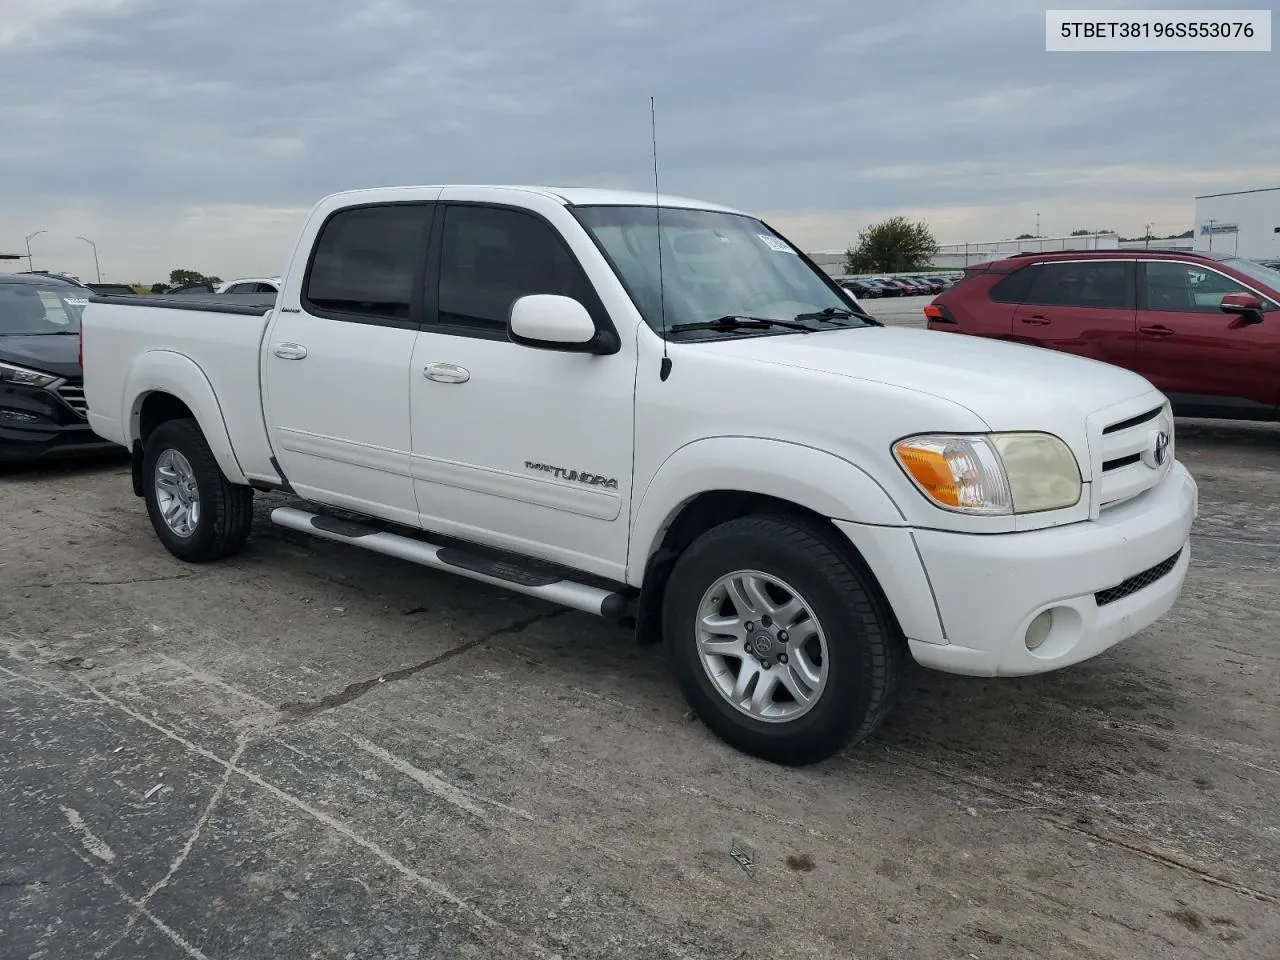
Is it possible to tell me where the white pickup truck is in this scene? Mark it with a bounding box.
[81,185,1198,764]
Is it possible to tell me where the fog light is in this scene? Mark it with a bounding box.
[0,408,39,423]
[1025,610,1053,651]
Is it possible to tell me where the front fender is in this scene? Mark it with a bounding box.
[627,436,907,584]
[124,351,247,484]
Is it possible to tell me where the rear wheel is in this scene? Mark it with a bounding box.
[143,418,253,562]
[663,514,903,765]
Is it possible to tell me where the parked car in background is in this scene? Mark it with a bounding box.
[927,249,1280,422]
[863,277,901,296]
[87,283,138,296]
[217,276,281,294]
[17,270,88,288]
[0,274,122,460]
[166,281,218,295]
[849,279,885,297]
[83,183,1196,765]
[838,278,879,299]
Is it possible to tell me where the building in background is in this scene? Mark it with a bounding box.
[807,236,1122,275]
[1118,236,1194,252]
[926,233,1120,270]
[1193,186,1280,260]
[807,251,846,276]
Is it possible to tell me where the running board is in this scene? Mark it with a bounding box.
[270,506,628,619]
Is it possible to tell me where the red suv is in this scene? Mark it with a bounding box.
[926,250,1280,422]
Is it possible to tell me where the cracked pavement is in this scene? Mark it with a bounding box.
[2,401,1278,958]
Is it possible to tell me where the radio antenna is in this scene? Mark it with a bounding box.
[651,96,671,381]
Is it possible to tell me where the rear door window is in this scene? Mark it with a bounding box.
[1024,261,1133,308]
[304,204,434,325]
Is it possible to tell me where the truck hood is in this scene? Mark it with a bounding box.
[0,334,81,380]
[708,325,1159,430]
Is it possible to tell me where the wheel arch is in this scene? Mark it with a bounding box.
[124,351,247,485]
[627,438,910,646]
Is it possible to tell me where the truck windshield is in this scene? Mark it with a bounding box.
[0,283,86,335]
[571,205,871,335]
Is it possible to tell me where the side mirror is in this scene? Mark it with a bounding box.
[1220,292,1264,321]
[509,294,619,354]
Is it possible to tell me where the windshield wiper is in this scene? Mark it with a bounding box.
[793,307,879,326]
[668,315,815,335]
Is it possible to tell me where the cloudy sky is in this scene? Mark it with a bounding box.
[1,0,1275,283]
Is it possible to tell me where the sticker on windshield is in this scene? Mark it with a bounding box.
[65,298,89,306]
[757,234,797,254]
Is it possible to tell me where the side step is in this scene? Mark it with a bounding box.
[270,506,629,619]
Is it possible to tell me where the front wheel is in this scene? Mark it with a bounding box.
[663,514,903,765]
[143,418,253,563]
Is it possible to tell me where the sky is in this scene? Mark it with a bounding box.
[0,0,1275,283]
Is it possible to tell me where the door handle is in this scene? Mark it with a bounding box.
[424,362,470,384]
[1139,325,1174,337]
[273,342,308,360]
[1020,315,1051,325]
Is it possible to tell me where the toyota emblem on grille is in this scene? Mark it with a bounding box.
[1152,430,1170,466]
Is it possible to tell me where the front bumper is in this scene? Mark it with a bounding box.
[0,419,124,461]
[838,461,1198,678]
[0,383,123,462]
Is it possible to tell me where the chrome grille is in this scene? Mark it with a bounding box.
[1096,402,1171,509]
[55,380,88,418]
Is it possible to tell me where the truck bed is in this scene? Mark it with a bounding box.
[86,292,278,315]
[81,294,280,484]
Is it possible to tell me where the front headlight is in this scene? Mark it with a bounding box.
[0,361,58,389]
[893,432,1081,515]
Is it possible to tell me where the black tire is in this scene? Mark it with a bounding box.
[663,514,903,766]
[142,418,253,563]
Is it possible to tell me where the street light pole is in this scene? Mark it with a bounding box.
[24,230,46,271]
[1144,222,1153,249]
[76,236,102,283]
[1207,219,1216,252]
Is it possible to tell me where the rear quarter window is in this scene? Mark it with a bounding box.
[988,265,1037,303]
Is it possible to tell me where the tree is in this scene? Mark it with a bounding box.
[844,216,939,273]
[1014,233,1038,240]
[1070,229,1092,236]
[150,282,171,294]
[167,268,223,287]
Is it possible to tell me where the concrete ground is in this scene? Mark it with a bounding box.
[855,293,935,327]
[2,305,1277,959]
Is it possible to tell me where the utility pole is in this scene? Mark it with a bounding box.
[76,236,102,283]
[24,230,45,271]
[1207,219,1216,252]
[1144,222,1153,249]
